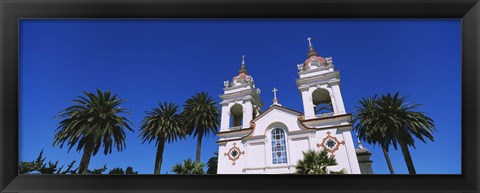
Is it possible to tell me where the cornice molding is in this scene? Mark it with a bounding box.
[300,113,352,122]
[216,127,253,135]
[297,64,334,75]
[220,88,264,108]
[296,70,340,87]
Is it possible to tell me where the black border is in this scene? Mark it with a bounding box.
[1,0,479,192]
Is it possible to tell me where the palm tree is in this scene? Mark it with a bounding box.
[182,92,220,164]
[296,150,344,174]
[140,102,186,174]
[171,159,205,174]
[53,89,133,174]
[353,95,396,174]
[374,92,435,174]
[206,152,218,174]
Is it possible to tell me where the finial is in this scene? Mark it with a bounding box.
[224,80,229,88]
[238,54,248,74]
[357,137,364,149]
[306,37,318,58]
[271,87,282,106]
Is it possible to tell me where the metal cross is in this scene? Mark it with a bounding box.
[307,37,312,47]
[242,54,246,64]
[272,87,278,99]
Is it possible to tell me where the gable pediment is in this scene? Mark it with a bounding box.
[248,105,304,137]
[252,105,302,122]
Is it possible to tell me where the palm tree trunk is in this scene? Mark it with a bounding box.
[398,136,416,174]
[154,137,166,174]
[380,143,395,174]
[196,134,203,164]
[78,140,94,174]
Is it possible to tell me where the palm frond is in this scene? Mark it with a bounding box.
[53,89,133,156]
[139,101,186,146]
[295,150,343,174]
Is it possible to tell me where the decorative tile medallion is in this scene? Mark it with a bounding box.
[317,131,345,154]
[224,143,245,165]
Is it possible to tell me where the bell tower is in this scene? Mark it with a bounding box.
[296,38,346,119]
[219,55,263,132]
[296,37,361,174]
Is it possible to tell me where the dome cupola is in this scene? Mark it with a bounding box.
[300,37,329,71]
[231,55,254,86]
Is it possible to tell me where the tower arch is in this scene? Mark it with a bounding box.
[229,104,243,127]
[312,88,333,115]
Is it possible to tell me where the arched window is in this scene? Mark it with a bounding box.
[271,128,287,164]
[229,104,243,127]
[312,88,333,115]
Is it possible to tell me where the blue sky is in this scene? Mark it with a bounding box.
[19,19,461,174]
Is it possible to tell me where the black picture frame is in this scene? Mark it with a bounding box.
[1,0,478,192]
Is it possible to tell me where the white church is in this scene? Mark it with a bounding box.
[216,38,373,174]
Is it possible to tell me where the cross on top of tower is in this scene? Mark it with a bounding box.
[242,54,245,65]
[271,87,282,107]
[272,87,278,99]
[307,37,313,48]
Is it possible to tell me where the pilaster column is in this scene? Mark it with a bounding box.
[300,86,315,117]
[220,102,230,132]
[242,99,253,129]
[342,130,361,174]
[331,84,346,114]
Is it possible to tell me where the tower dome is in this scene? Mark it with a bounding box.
[301,37,328,71]
[231,55,254,86]
[233,63,248,80]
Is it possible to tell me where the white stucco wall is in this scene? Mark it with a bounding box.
[217,140,246,174]
[217,107,361,174]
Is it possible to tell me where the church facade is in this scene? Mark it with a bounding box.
[216,39,373,174]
